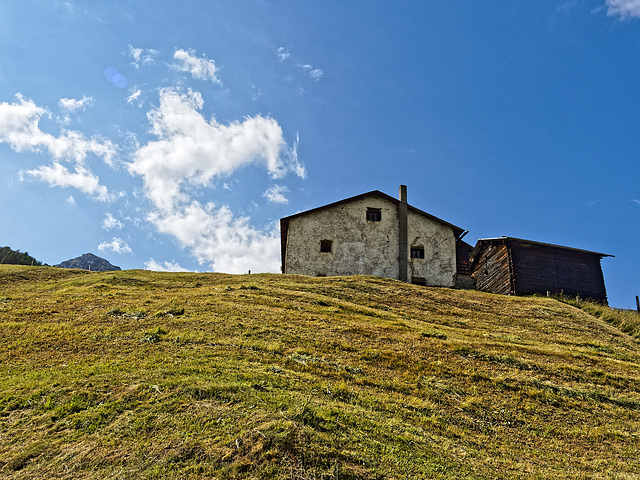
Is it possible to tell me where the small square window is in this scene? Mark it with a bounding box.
[366,208,381,222]
[411,246,425,259]
[320,239,332,253]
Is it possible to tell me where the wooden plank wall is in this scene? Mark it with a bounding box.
[510,242,558,296]
[456,240,473,276]
[471,244,513,295]
[511,241,607,301]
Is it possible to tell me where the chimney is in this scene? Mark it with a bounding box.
[398,185,408,282]
[399,185,407,203]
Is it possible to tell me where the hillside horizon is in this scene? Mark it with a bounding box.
[1,265,639,478]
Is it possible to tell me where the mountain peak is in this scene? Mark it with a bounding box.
[55,253,121,272]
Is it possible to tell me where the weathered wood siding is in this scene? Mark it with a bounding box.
[456,240,473,276]
[510,241,607,301]
[471,238,609,303]
[471,244,513,295]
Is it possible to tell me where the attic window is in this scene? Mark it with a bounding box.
[366,208,381,222]
[320,239,333,253]
[411,246,425,259]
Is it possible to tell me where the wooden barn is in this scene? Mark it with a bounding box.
[470,237,612,303]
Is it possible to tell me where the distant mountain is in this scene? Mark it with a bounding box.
[55,253,121,272]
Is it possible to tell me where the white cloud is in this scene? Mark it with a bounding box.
[126,89,142,106]
[263,184,289,204]
[59,96,94,113]
[98,237,132,254]
[145,259,191,272]
[605,0,640,18]
[0,95,117,200]
[23,163,112,201]
[148,202,281,273]
[303,64,324,81]
[103,213,123,230]
[289,132,305,178]
[606,0,640,18]
[173,49,220,83]
[0,95,116,165]
[129,87,304,212]
[632,199,640,206]
[128,45,159,68]
[127,87,303,273]
[277,47,291,62]
[66,195,76,205]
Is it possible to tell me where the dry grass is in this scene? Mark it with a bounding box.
[0,265,639,479]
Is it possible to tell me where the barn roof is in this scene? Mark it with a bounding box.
[280,190,466,271]
[472,236,613,258]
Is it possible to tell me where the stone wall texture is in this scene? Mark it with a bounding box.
[283,196,457,287]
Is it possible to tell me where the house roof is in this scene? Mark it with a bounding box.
[281,190,465,234]
[280,190,466,270]
[472,236,613,258]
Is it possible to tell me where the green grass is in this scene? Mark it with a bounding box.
[0,265,639,479]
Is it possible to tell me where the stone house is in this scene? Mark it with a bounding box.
[280,186,470,287]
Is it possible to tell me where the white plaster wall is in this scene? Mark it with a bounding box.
[284,196,458,287]
[406,209,457,287]
[285,197,399,278]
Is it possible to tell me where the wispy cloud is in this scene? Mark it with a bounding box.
[173,49,220,83]
[632,199,640,206]
[263,184,289,204]
[277,47,290,62]
[605,0,640,19]
[145,258,191,272]
[303,64,324,81]
[98,237,132,254]
[128,45,159,68]
[126,89,142,107]
[59,96,94,112]
[102,213,123,230]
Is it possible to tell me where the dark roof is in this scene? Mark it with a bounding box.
[280,190,465,271]
[472,236,613,258]
[280,190,465,235]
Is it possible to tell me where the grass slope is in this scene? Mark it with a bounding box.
[0,265,639,479]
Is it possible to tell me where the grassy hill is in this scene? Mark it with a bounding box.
[0,265,639,479]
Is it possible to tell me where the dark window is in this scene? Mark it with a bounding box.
[320,239,332,253]
[366,207,381,222]
[411,246,425,259]
[412,277,427,286]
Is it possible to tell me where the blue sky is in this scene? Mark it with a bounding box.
[1,1,639,308]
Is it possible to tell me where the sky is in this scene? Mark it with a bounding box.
[1,1,639,308]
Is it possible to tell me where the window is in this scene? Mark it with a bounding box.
[366,207,381,222]
[320,239,333,253]
[412,277,427,286]
[411,246,425,259]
